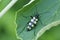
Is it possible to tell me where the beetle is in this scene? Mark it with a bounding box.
[27,13,39,31]
[19,6,43,34]
[26,6,42,31]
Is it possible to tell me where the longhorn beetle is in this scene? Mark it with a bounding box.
[26,6,43,31]
[19,6,43,34]
[27,13,39,31]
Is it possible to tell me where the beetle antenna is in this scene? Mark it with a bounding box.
[35,6,39,14]
[22,13,28,19]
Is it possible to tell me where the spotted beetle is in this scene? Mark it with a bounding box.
[27,13,39,31]
[19,6,43,33]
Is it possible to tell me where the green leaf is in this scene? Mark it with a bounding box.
[0,0,11,11]
[37,21,60,40]
[0,0,30,40]
[16,0,60,40]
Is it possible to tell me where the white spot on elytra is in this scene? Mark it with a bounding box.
[27,26,31,30]
[31,19,34,22]
[36,19,38,21]
[29,23,32,25]
[34,21,37,24]
[32,25,34,27]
